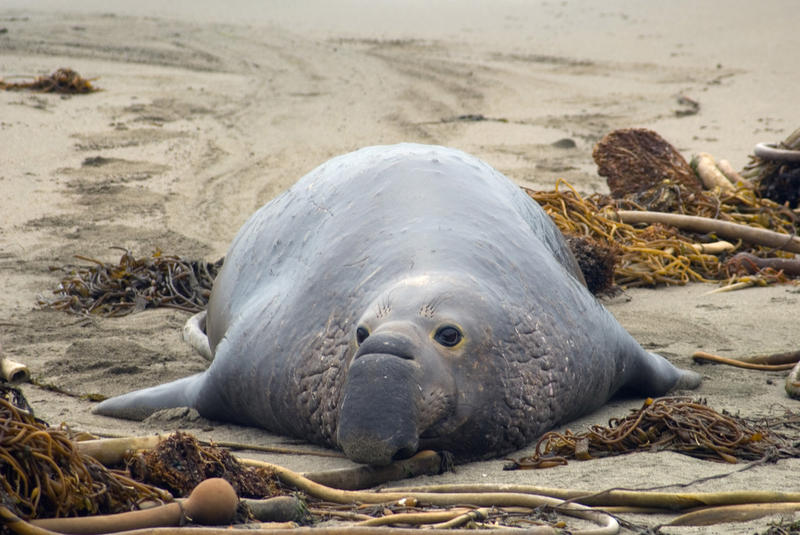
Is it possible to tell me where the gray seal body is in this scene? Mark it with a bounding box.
[94,143,700,465]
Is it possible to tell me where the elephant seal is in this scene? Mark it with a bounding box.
[94,143,701,465]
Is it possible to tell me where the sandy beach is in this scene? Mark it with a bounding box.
[1,2,799,533]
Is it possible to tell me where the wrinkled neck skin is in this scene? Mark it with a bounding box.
[335,273,506,465]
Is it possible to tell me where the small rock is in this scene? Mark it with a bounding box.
[552,138,576,149]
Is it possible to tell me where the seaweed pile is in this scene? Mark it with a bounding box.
[39,248,222,316]
[129,432,280,499]
[528,128,800,290]
[529,181,797,289]
[507,397,798,469]
[0,385,167,520]
[0,68,99,94]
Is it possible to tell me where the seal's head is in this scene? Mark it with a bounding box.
[336,273,505,465]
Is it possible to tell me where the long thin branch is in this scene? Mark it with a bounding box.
[240,458,618,534]
[692,351,797,371]
[376,483,800,510]
[615,210,800,253]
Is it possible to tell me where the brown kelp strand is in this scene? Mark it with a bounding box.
[0,68,99,94]
[40,248,223,316]
[0,385,169,520]
[526,179,798,289]
[506,397,798,469]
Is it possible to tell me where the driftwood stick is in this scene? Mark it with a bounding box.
[716,159,751,187]
[692,351,797,371]
[726,252,800,277]
[0,508,563,535]
[754,142,800,162]
[722,349,800,366]
[0,357,30,384]
[668,502,800,526]
[0,341,30,384]
[304,450,444,490]
[690,241,734,254]
[355,508,471,526]
[240,458,618,534]
[692,153,735,191]
[378,484,800,510]
[615,210,800,253]
[75,435,165,466]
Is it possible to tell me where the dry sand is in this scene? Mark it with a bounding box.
[1,2,799,533]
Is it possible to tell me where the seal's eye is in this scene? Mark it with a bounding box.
[356,326,370,345]
[434,325,462,348]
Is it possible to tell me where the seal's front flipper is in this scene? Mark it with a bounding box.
[92,374,205,421]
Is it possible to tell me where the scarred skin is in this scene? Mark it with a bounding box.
[94,143,700,465]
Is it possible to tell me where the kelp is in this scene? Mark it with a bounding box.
[527,179,798,289]
[40,248,222,316]
[506,397,799,469]
[0,385,168,520]
[550,127,800,289]
[0,68,98,94]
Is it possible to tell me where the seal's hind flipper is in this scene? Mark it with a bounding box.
[669,365,702,392]
[92,374,205,421]
[183,310,213,361]
[623,350,701,396]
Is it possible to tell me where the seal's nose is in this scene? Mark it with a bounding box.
[356,331,416,360]
[337,353,420,465]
